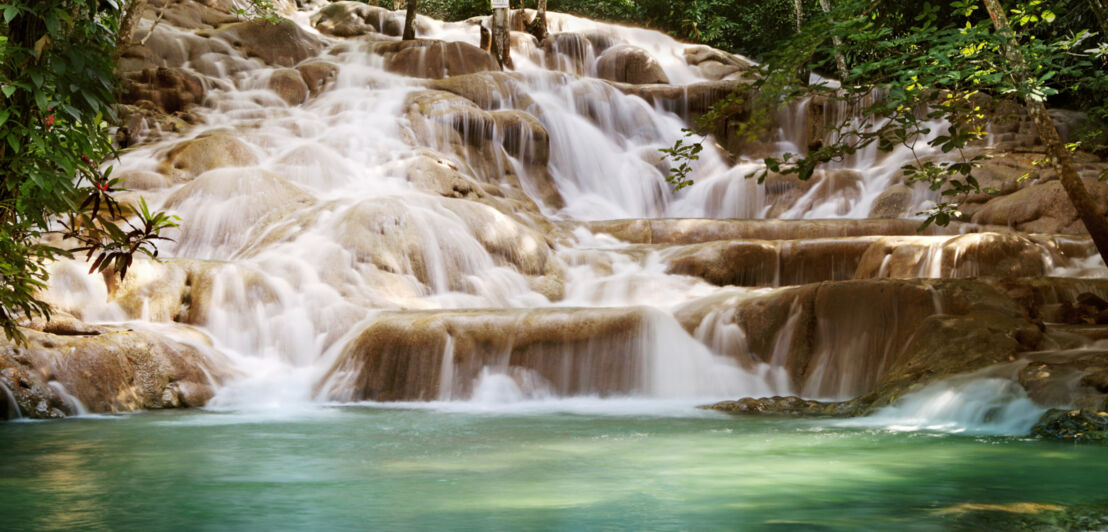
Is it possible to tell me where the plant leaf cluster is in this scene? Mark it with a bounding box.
[0,0,177,343]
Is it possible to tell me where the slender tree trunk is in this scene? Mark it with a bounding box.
[527,0,548,43]
[403,0,417,40]
[1088,0,1108,37]
[793,0,804,32]
[818,0,848,77]
[114,0,148,59]
[492,4,512,69]
[982,0,1108,264]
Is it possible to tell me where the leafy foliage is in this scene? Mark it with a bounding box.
[657,129,703,191]
[0,0,176,342]
[400,0,804,59]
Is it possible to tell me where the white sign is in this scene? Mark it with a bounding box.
[491,0,509,8]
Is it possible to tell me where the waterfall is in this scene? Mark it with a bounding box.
[24,1,1103,419]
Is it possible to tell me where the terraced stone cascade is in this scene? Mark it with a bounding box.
[3,0,1107,437]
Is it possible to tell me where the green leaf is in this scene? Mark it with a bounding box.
[1,85,15,99]
[2,5,18,23]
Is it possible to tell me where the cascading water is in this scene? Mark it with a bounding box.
[30,2,1104,430]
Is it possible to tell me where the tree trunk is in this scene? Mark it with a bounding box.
[793,0,804,32]
[818,0,848,77]
[1088,0,1108,38]
[527,0,548,43]
[403,0,417,40]
[492,5,512,69]
[114,0,148,59]
[982,0,1108,264]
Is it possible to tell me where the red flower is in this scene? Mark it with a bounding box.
[44,113,55,128]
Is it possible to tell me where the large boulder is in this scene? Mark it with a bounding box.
[311,1,402,37]
[682,45,754,81]
[296,60,340,97]
[972,177,1108,234]
[159,132,259,182]
[0,325,233,419]
[427,71,534,111]
[370,40,500,79]
[596,44,668,85]
[208,18,323,67]
[121,67,207,114]
[268,68,310,106]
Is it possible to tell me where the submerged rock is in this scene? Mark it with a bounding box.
[704,396,855,417]
[1031,408,1108,442]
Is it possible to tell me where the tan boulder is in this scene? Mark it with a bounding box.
[868,184,915,218]
[311,1,403,37]
[159,133,259,182]
[268,68,309,106]
[208,18,323,67]
[972,177,1108,234]
[596,44,669,85]
[121,67,207,114]
[370,40,500,79]
[427,71,534,110]
[0,325,233,418]
[296,60,340,96]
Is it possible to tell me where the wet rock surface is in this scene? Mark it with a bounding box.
[0,325,233,419]
[704,396,855,417]
[1031,408,1108,441]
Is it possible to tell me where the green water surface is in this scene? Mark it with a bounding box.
[1,404,1105,531]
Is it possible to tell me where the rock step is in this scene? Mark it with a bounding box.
[676,277,1108,406]
[657,232,1095,287]
[569,218,1011,244]
[0,325,233,419]
[319,307,652,402]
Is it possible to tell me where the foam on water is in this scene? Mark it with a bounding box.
[840,377,1048,436]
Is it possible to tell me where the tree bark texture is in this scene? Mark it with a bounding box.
[115,0,148,59]
[492,7,512,69]
[793,0,804,32]
[403,0,417,40]
[982,0,1108,264]
[527,0,548,42]
[1088,0,1108,38]
[818,0,848,77]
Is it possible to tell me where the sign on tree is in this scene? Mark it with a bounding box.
[491,0,509,8]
